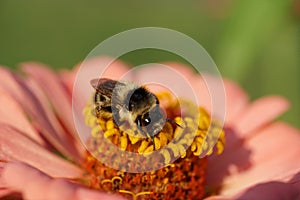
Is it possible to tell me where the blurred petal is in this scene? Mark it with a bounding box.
[25,78,84,162]
[134,63,243,123]
[3,162,51,199]
[161,62,196,80]
[73,56,132,103]
[0,124,82,178]
[206,181,300,200]
[20,62,78,140]
[191,75,212,111]
[133,62,202,109]
[75,188,125,200]
[2,162,124,200]
[222,79,249,124]
[0,67,82,162]
[231,96,290,137]
[235,181,300,200]
[3,162,74,200]
[0,163,13,197]
[21,62,85,159]
[205,196,232,200]
[289,172,300,187]
[0,88,43,145]
[192,73,226,120]
[59,68,78,96]
[0,189,13,198]
[206,128,252,191]
[219,122,300,195]
[45,179,77,200]
[72,56,132,108]
[0,67,26,104]
[132,63,224,130]
[75,56,133,82]
[161,63,248,127]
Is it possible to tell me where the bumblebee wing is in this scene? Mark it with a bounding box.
[91,78,122,96]
[91,78,113,90]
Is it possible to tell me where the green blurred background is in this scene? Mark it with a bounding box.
[0,0,299,128]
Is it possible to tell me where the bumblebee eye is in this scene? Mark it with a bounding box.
[142,115,151,126]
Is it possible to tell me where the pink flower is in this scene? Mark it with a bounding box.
[0,57,299,199]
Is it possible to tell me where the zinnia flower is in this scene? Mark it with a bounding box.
[0,57,299,200]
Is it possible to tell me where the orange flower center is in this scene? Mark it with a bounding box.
[81,92,225,200]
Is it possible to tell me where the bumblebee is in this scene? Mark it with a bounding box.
[90,78,179,149]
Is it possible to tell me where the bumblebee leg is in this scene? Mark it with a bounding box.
[151,136,156,150]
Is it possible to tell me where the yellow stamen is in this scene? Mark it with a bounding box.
[154,137,161,149]
[101,176,122,185]
[104,128,119,138]
[118,190,152,200]
[158,132,168,146]
[160,149,171,164]
[119,135,128,151]
[106,120,115,130]
[135,191,152,198]
[138,140,150,153]
[82,91,225,199]
[91,125,102,138]
[128,135,140,144]
[144,144,154,153]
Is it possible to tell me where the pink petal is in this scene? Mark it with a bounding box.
[0,124,83,178]
[0,165,13,197]
[206,128,252,191]
[161,62,196,80]
[45,179,77,200]
[132,62,203,115]
[191,74,227,120]
[222,79,249,124]
[211,122,300,196]
[133,62,196,95]
[0,67,26,105]
[75,188,125,200]
[133,63,229,122]
[3,162,74,200]
[59,68,78,96]
[25,78,84,162]
[2,162,124,200]
[206,181,300,200]
[190,75,212,112]
[75,56,133,82]
[289,171,300,187]
[204,196,232,200]
[3,162,52,199]
[74,56,133,104]
[230,96,290,137]
[0,67,82,162]
[140,64,247,123]
[20,62,78,141]
[235,181,300,200]
[0,88,43,145]
[0,189,13,198]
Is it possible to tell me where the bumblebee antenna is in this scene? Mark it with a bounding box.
[166,118,183,128]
